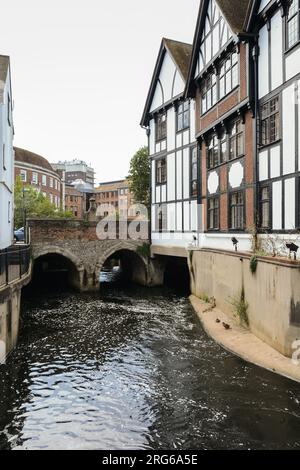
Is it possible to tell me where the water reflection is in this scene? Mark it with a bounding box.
[0,274,300,449]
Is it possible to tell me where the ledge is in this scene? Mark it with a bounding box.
[190,295,300,384]
[188,247,300,269]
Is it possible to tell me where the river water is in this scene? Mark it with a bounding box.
[1,272,300,450]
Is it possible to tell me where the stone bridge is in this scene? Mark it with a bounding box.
[28,219,164,292]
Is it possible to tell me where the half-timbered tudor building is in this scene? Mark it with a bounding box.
[185,0,256,251]
[249,0,300,239]
[141,39,198,256]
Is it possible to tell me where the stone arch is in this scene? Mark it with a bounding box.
[96,241,149,286]
[32,245,85,290]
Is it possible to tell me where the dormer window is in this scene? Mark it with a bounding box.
[287,0,300,49]
[177,101,190,132]
[155,112,167,142]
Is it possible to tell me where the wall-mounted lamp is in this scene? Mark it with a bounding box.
[232,237,238,252]
[286,243,299,261]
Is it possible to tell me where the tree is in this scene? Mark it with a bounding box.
[128,146,150,209]
[14,176,73,228]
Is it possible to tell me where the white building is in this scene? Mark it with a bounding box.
[141,38,198,256]
[255,0,300,236]
[0,56,14,250]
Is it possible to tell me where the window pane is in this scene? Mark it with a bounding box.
[288,15,299,48]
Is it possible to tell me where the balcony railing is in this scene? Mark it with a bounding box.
[0,245,31,289]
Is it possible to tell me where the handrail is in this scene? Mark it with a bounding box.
[0,244,31,289]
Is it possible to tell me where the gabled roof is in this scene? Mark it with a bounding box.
[185,0,253,97]
[0,55,10,103]
[140,38,192,127]
[216,0,253,35]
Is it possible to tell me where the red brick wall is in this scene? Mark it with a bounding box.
[15,167,62,205]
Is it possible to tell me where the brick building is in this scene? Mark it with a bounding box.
[14,147,63,208]
[95,179,136,219]
[65,185,85,219]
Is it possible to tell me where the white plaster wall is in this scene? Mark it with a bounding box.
[282,84,295,175]
[272,180,282,230]
[151,160,156,201]
[176,152,182,200]
[156,186,161,204]
[259,150,268,181]
[167,203,176,232]
[190,100,196,141]
[176,202,182,231]
[150,82,163,112]
[270,146,280,179]
[183,148,190,200]
[184,201,190,232]
[167,153,176,201]
[286,47,300,82]
[191,200,198,232]
[161,185,167,203]
[167,107,176,151]
[172,70,185,97]
[258,25,269,99]
[285,178,296,230]
[271,12,283,91]
[157,51,176,105]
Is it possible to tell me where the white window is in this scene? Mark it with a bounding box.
[20,170,27,182]
[32,172,38,184]
[50,177,53,188]
[50,194,53,204]
[42,175,47,186]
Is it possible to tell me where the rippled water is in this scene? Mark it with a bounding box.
[1,273,300,450]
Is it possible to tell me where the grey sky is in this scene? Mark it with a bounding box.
[0,0,199,184]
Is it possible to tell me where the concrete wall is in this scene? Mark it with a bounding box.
[189,249,300,358]
[0,270,31,362]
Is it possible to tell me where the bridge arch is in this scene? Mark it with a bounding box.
[96,242,149,287]
[32,246,85,290]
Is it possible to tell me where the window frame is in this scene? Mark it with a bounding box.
[286,0,300,51]
[155,112,167,142]
[259,184,272,230]
[177,100,190,132]
[229,119,245,161]
[260,95,280,147]
[219,51,239,100]
[202,72,217,114]
[155,158,167,186]
[207,196,220,231]
[229,190,245,231]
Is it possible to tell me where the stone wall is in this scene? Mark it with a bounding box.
[28,219,160,292]
[189,249,300,358]
[0,270,31,362]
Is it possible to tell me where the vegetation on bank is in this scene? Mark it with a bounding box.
[14,176,73,229]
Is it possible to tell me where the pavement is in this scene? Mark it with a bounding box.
[190,295,300,384]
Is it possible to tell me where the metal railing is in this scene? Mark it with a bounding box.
[0,244,31,289]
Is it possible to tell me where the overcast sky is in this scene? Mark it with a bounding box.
[0,0,199,184]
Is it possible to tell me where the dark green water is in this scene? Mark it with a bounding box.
[1,274,300,450]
